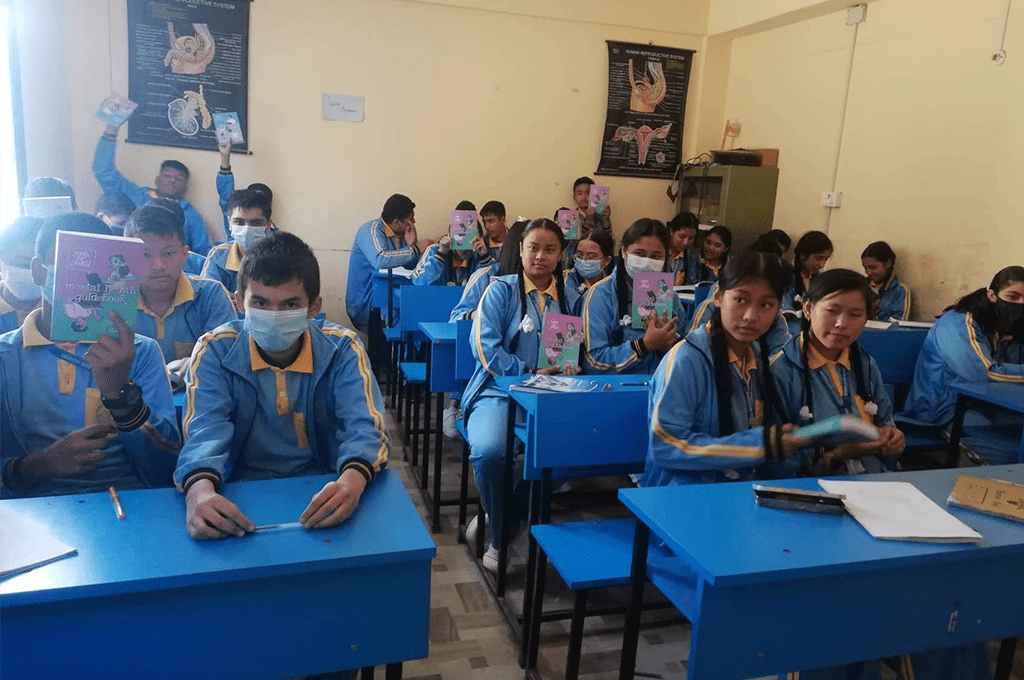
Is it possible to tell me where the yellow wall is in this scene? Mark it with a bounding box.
[15,0,711,323]
[721,0,1024,318]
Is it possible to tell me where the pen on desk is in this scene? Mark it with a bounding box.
[108,486,125,520]
[620,381,650,387]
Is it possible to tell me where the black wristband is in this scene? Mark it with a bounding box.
[183,471,221,495]
[110,401,150,432]
[632,338,649,358]
[341,461,373,485]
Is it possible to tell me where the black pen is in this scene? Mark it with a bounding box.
[620,381,650,387]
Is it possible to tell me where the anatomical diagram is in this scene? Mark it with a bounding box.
[628,59,667,113]
[612,123,672,165]
[168,84,212,137]
[164,22,216,75]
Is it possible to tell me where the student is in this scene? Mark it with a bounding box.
[216,139,275,241]
[764,228,792,255]
[473,200,508,265]
[643,251,806,487]
[148,197,206,276]
[582,219,687,375]
[0,213,180,497]
[861,241,911,321]
[772,269,905,477]
[462,219,578,569]
[95,191,136,235]
[93,123,211,256]
[175,232,390,540]
[789,230,833,309]
[667,212,699,286]
[688,238,793,353]
[23,176,78,209]
[901,266,1024,465]
[0,216,44,334]
[564,230,614,315]
[442,220,528,440]
[687,224,731,284]
[125,205,235,381]
[571,176,612,237]
[202,189,273,298]
[345,194,424,333]
[414,200,478,287]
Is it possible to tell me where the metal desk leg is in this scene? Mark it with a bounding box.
[618,520,649,680]
[458,438,470,541]
[566,589,590,680]
[497,398,516,597]
[431,391,445,532]
[520,477,543,667]
[385,663,403,680]
[360,667,373,680]
[995,637,1019,680]
[947,393,969,468]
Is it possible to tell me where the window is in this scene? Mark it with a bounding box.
[0,2,25,227]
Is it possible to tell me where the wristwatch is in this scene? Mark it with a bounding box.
[101,381,143,411]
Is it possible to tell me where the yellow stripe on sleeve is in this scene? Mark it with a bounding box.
[650,340,764,460]
[473,281,501,377]
[900,283,912,321]
[182,327,238,440]
[323,327,390,471]
[581,277,637,371]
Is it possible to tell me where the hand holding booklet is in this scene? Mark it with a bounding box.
[792,414,879,448]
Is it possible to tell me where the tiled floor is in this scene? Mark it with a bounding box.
[382,398,1024,680]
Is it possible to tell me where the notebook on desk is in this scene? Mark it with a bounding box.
[0,506,78,578]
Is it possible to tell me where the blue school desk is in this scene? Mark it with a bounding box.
[0,470,435,680]
[948,382,1024,465]
[617,465,1024,680]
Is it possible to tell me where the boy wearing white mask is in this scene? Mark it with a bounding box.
[215,139,276,242]
[582,218,687,374]
[0,216,44,334]
[175,232,390,541]
[201,189,273,305]
[125,205,235,382]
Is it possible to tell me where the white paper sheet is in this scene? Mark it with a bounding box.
[0,506,78,577]
[818,480,982,543]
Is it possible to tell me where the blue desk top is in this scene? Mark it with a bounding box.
[420,322,456,343]
[495,373,652,397]
[951,381,1024,414]
[1,470,435,606]
[619,465,1024,588]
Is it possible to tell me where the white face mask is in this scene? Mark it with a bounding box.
[231,225,269,249]
[0,261,41,303]
[624,253,664,280]
[244,307,309,352]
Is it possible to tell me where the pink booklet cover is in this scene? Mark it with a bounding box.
[538,312,584,370]
[50,230,145,343]
[556,209,581,240]
[449,210,479,251]
[631,272,673,329]
[588,185,609,215]
[96,95,138,127]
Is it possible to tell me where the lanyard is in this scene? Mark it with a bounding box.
[732,363,759,427]
[48,345,92,372]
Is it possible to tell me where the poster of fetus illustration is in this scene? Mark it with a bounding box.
[538,313,584,370]
[126,0,250,152]
[596,41,693,179]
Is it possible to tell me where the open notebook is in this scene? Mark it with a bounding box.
[818,480,982,543]
[0,506,78,578]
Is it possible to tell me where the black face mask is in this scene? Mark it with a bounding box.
[993,299,1024,336]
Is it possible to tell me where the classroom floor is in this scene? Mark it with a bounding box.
[381,401,1024,680]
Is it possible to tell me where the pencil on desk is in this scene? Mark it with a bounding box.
[109,486,125,520]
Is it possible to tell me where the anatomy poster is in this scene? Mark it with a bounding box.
[596,41,693,179]
[126,0,250,152]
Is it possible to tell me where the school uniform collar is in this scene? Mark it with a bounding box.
[0,285,13,316]
[382,220,396,238]
[727,344,758,378]
[803,334,852,370]
[21,309,53,347]
[523,276,559,301]
[138,272,194,316]
[452,256,469,269]
[702,258,722,276]
[226,242,243,272]
[249,330,314,374]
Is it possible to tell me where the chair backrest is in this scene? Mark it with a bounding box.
[857,327,929,387]
[693,281,715,307]
[397,285,465,332]
[455,319,475,381]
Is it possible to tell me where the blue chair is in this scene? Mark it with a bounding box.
[396,286,464,485]
[526,520,696,680]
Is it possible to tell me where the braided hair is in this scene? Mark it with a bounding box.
[707,251,788,435]
[798,268,877,425]
[510,219,569,354]
[792,230,833,300]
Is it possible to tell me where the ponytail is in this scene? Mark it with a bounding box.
[709,309,735,436]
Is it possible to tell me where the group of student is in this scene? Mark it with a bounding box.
[1,123,1022,679]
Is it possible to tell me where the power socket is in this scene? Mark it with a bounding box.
[820,191,843,208]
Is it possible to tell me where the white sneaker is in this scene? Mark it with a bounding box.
[482,546,500,572]
[465,513,488,544]
[443,407,463,439]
